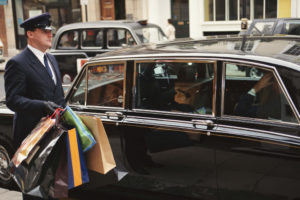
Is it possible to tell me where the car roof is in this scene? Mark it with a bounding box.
[252,18,300,22]
[54,20,160,34]
[89,35,300,72]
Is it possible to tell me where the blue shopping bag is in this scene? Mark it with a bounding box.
[66,128,89,189]
[63,106,96,152]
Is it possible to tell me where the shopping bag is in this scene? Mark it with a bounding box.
[9,125,66,198]
[66,128,89,189]
[79,115,116,174]
[11,109,62,167]
[63,106,96,152]
[51,139,68,199]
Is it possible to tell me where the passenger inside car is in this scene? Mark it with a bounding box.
[136,62,214,114]
[82,30,97,47]
[224,64,297,123]
[234,72,282,118]
[58,31,78,49]
[62,31,77,47]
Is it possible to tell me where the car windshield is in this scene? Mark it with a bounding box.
[134,27,168,43]
[249,21,275,35]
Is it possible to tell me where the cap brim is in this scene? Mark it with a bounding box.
[43,26,53,30]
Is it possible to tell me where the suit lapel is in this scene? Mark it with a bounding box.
[46,53,61,85]
[25,48,56,87]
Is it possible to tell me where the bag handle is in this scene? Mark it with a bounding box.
[50,108,65,124]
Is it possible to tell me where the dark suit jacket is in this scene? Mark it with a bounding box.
[4,47,66,148]
[234,92,281,119]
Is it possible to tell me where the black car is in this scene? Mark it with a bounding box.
[1,35,300,199]
[50,20,168,84]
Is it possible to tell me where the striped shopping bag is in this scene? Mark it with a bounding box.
[66,128,89,189]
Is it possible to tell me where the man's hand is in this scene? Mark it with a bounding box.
[44,101,62,115]
[253,73,273,93]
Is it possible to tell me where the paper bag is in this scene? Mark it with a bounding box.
[79,115,116,174]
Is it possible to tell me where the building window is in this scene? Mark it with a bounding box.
[14,0,82,49]
[204,0,277,21]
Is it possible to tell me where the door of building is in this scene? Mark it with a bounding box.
[100,0,115,20]
[171,0,189,38]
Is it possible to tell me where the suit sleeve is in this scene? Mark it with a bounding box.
[4,59,45,115]
[234,93,258,118]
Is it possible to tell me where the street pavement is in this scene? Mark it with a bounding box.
[0,188,22,200]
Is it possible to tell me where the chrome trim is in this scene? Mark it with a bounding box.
[221,114,300,126]
[212,62,217,117]
[84,68,87,106]
[69,61,127,108]
[89,53,300,72]
[217,123,300,141]
[221,62,226,116]
[221,61,300,124]
[132,108,216,118]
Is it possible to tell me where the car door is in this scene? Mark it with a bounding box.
[66,61,130,188]
[114,59,219,199]
[214,61,300,200]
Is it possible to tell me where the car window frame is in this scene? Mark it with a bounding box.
[67,61,127,109]
[106,28,136,49]
[132,59,217,117]
[80,28,105,50]
[56,30,79,50]
[221,61,300,125]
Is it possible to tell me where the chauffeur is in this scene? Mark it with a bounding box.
[4,13,65,200]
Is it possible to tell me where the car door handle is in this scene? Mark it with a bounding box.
[192,119,214,129]
[105,112,124,120]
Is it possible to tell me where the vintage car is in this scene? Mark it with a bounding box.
[1,35,300,199]
[50,20,168,85]
[241,18,300,36]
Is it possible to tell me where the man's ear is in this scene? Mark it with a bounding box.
[27,30,34,38]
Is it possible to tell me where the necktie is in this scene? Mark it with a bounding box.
[43,54,54,80]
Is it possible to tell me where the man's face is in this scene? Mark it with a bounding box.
[27,28,53,52]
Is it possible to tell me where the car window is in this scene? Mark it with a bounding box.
[107,29,136,47]
[223,63,298,123]
[81,29,103,47]
[284,21,300,35]
[58,30,79,49]
[134,27,168,43]
[249,22,275,35]
[135,61,215,114]
[69,62,125,107]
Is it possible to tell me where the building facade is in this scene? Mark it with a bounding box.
[0,0,300,57]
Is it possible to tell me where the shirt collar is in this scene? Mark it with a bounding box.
[27,44,47,66]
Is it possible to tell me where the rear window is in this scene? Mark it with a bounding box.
[58,30,79,49]
[284,21,300,35]
[81,29,103,48]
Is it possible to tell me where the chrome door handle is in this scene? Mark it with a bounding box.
[105,112,124,120]
[192,119,214,128]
